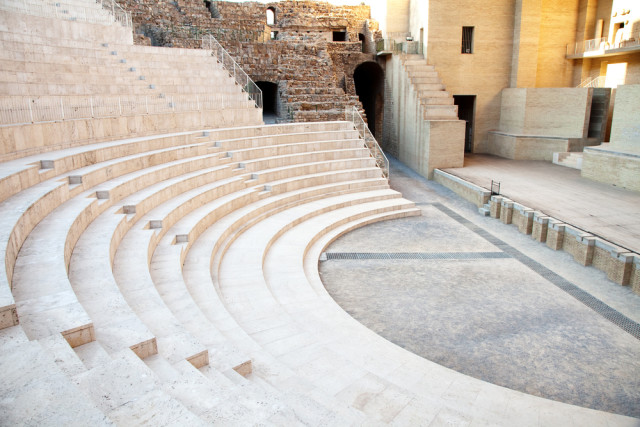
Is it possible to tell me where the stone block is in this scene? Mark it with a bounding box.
[186,350,209,369]
[232,359,252,377]
[561,226,595,266]
[591,240,634,285]
[546,221,565,250]
[0,305,19,330]
[62,323,95,348]
[129,337,158,360]
[531,211,549,243]
[500,199,513,224]
[512,203,534,235]
[631,260,640,296]
[489,195,503,219]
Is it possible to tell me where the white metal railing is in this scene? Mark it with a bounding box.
[97,0,132,28]
[345,106,389,179]
[201,35,263,109]
[0,94,251,125]
[567,37,607,56]
[614,31,640,50]
[578,76,606,88]
[567,33,640,56]
[0,0,131,27]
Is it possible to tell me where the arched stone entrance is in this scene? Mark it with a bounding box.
[256,81,278,123]
[353,61,384,138]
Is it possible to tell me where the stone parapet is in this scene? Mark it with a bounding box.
[546,220,565,250]
[500,199,513,224]
[591,240,635,285]
[432,170,490,208]
[512,203,534,235]
[432,171,640,295]
[489,195,503,219]
[532,211,549,243]
[561,226,595,266]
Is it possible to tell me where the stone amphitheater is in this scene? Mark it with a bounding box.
[0,0,639,425]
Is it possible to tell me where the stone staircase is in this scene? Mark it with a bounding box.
[553,152,583,170]
[278,52,365,123]
[403,55,459,120]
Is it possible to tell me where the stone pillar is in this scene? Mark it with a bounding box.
[500,199,514,224]
[531,211,549,243]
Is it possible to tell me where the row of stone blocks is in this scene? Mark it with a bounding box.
[489,196,639,292]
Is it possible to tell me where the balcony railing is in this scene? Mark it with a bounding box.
[345,106,389,179]
[202,35,263,109]
[567,33,640,57]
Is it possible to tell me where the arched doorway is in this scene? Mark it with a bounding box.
[256,81,278,123]
[353,61,384,138]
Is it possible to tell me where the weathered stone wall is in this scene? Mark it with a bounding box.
[115,0,382,124]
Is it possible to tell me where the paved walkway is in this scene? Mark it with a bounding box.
[442,154,640,254]
[319,157,640,419]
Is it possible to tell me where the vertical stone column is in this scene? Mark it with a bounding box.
[510,0,542,88]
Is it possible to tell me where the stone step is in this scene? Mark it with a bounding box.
[74,340,113,371]
[75,349,204,425]
[424,104,458,119]
[0,339,111,425]
[39,333,87,377]
[410,76,442,85]
[414,82,446,91]
[552,152,583,170]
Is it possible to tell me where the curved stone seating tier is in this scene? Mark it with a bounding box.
[149,176,389,368]
[0,107,262,161]
[104,149,382,366]
[0,122,354,329]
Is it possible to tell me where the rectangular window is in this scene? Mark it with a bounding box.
[333,31,347,42]
[462,26,474,54]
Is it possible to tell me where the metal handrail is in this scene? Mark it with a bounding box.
[567,37,607,56]
[345,106,389,179]
[96,0,132,28]
[0,94,253,125]
[577,76,606,88]
[201,35,263,109]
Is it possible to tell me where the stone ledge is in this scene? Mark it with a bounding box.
[434,172,640,294]
[433,169,490,208]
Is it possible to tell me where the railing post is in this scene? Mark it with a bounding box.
[145,96,148,114]
[27,98,33,123]
[90,97,94,117]
[60,98,65,120]
[118,96,122,115]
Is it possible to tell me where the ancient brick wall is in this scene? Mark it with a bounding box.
[115,0,382,124]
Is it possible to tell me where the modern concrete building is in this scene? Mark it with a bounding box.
[377,0,639,189]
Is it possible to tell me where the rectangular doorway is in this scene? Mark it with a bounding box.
[453,95,476,152]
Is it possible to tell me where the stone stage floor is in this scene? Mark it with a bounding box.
[443,153,640,254]
[319,157,640,419]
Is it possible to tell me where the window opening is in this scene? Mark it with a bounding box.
[333,31,347,42]
[462,26,474,54]
[266,7,275,26]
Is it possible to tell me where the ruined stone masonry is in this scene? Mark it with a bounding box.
[115,0,382,124]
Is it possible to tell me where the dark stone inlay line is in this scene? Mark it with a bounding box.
[325,252,510,260]
[432,202,640,340]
